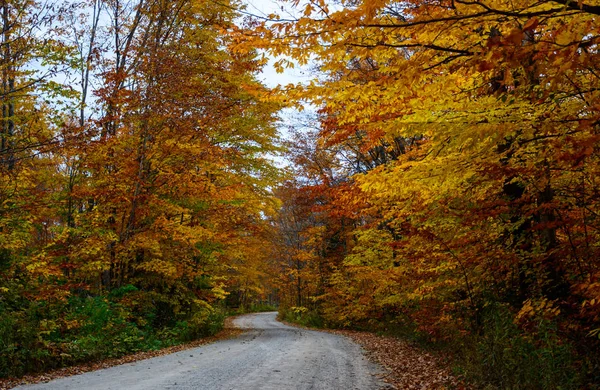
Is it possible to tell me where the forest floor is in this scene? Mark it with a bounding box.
[330,329,466,389]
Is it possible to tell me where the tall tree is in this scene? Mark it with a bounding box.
[254,0,600,386]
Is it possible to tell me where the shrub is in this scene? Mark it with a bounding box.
[279,306,324,328]
[0,287,225,378]
[457,304,581,389]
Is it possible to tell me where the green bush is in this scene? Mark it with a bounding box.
[456,304,581,389]
[232,302,278,315]
[246,303,278,313]
[0,287,226,379]
[0,307,45,377]
[279,306,324,328]
[176,309,225,342]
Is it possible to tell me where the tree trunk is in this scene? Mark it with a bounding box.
[1,2,15,171]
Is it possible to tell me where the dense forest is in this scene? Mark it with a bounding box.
[0,0,281,378]
[1,0,600,388]
[259,0,600,388]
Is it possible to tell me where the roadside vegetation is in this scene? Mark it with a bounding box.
[0,284,225,378]
[262,1,600,388]
[0,0,278,380]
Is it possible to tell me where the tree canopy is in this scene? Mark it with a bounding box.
[248,0,600,387]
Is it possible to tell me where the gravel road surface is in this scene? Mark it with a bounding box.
[17,312,383,390]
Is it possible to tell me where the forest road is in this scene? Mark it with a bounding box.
[17,312,385,390]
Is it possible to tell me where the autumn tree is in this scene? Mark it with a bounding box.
[0,0,283,377]
[254,0,600,386]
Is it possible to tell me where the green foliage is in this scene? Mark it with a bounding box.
[246,303,278,313]
[455,305,582,389]
[62,296,146,361]
[108,285,139,299]
[173,304,225,342]
[231,302,278,315]
[0,305,48,377]
[279,306,324,328]
[0,286,225,378]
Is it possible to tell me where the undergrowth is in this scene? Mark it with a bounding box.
[230,302,278,315]
[278,306,324,328]
[453,305,586,389]
[0,285,225,378]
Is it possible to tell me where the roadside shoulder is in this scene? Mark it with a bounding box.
[281,319,465,389]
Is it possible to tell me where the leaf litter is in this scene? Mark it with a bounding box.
[329,329,468,390]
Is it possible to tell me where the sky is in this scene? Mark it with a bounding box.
[240,0,319,160]
[242,0,312,89]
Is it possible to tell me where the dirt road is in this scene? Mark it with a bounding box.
[17,312,383,390]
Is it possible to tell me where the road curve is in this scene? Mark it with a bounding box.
[17,312,383,390]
